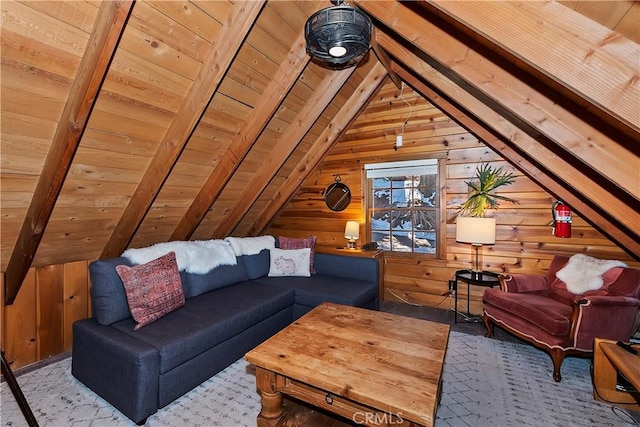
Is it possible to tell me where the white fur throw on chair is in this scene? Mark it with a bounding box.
[555,254,627,294]
[122,240,237,274]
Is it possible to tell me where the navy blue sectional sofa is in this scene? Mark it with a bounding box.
[71,249,379,424]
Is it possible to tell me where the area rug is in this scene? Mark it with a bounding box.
[2,331,636,426]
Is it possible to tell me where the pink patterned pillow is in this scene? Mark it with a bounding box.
[116,251,185,330]
[279,236,317,274]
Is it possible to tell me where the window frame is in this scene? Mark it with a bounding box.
[364,156,447,258]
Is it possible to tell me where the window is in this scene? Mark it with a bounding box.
[365,159,440,254]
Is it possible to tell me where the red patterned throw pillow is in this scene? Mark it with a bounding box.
[279,235,317,274]
[116,251,185,330]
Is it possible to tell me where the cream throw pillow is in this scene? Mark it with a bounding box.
[268,248,311,277]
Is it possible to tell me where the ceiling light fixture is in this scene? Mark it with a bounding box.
[305,0,372,69]
[394,82,412,150]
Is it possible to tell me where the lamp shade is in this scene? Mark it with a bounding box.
[456,217,496,245]
[344,221,360,240]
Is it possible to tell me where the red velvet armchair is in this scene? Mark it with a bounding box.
[483,255,640,382]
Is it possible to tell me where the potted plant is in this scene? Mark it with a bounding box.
[459,162,518,217]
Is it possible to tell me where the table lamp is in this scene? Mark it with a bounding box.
[344,221,360,249]
[456,216,496,278]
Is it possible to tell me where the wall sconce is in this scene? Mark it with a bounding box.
[344,221,360,249]
[456,216,496,277]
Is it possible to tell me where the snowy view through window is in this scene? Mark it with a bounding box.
[370,173,437,253]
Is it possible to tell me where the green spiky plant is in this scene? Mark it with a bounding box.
[459,163,518,217]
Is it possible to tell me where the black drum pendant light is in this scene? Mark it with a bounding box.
[305,0,372,69]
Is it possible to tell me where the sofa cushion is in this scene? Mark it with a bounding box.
[268,248,311,277]
[255,275,378,308]
[225,235,275,256]
[549,266,634,302]
[90,257,190,326]
[240,249,271,279]
[278,236,317,274]
[313,252,379,284]
[90,257,134,325]
[483,288,572,336]
[483,305,569,349]
[116,252,185,330]
[593,267,640,297]
[111,281,294,374]
[548,277,578,303]
[546,256,569,285]
[186,257,248,297]
[554,254,628,295]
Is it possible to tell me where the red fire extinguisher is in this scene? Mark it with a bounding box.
[552,201,571,238]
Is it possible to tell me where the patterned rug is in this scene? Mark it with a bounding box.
[2,331,637,426]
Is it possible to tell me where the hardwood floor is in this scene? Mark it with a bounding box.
[379,301,522,344]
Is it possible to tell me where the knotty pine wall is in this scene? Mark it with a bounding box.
[266,81,639,314]
[2,81,637,371]
[1,260,91,370]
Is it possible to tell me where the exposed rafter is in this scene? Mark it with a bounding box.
[252,61,388,235]
[213,65,357,237]
[2,0,638,287]
[370,27,401,89]
[101,0,265,258]
[390,62,636,256]
[170,29,311,242]
[357,0,639,258]
[3,0,134,305]
[427,1,640,134]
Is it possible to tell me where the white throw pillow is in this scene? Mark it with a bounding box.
[268,248,311,277]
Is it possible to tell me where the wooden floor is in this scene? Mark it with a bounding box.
[379,301,522,343]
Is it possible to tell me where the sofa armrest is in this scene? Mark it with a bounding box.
[499,273,548,293]
[314,252,379,284]
[570,297,640,350]
[578,295,640,307]
[71,319,160,424]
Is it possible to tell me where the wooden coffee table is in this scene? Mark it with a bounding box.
[245,302,450,426]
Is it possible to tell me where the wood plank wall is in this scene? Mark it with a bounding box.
[266,80,639,314]
[1,261,91,370]
[3,80,638,371]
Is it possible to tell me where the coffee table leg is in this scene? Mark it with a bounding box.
[255,367,284,427]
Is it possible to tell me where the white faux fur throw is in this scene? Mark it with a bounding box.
[555,254,627,294]
[225,235,275,256]
[122,240,237,274]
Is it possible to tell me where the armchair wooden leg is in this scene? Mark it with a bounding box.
[483,313,493,338]
[549,348,565,382]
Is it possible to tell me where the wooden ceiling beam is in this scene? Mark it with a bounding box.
[3,0,134,305]
[101,0,265,258]
[357,1,639,256]
[250,61,388,236]
[427,0,640,133]
[391,62,639,257]
[371,28,401,89]
[212,65,357,237]
[170,29,311,242]
[375,31,640,257]
[357,1,638,205]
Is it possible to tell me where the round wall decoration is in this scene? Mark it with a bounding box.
[324,176,351,211]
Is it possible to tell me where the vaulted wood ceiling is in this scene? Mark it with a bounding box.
[2,0,638,303]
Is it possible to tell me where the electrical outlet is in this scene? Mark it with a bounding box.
[448,280,456,291]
